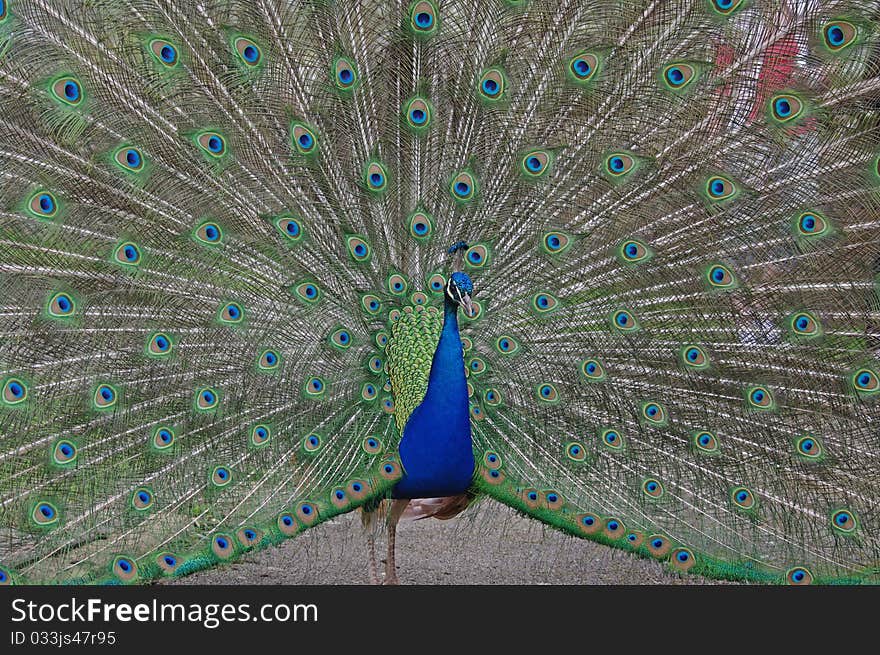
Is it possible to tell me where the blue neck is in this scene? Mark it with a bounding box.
[424,298,468,405]
[391,297,474,499]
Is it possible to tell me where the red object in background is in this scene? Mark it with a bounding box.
[747,34,799,123]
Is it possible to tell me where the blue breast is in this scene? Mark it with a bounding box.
[392,300,475,499]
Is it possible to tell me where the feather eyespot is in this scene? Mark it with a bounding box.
[291,123,318,155]
[532,292,559,313]
[194,221,223,245]
[28,190,58,219]
[542,231,571,254]
[275,216,304,242]
[115,146,145,172]
[237,527,262,548]
[48,292,75,318]
[149,39,179,67]
[681,345,709,369]
[823,21,857,51]
[257,349,280,371]
[495,335,520,355]
[565,442,587,462]
[770,94,804,123]
[670,548,695,572]
[304,377,327,398]
[786,567,813,585]
[795,211,829,237]
[147,332,173,357]
[388,274,408,295]
[51,76,83,106]
[427,273,446,293]
[294,282,322,304]
[662,63,697,90]
[379,456,402,481]
[405,97,432,130]
[347,235,372,262]
[642,478,664,498]
[746,385,774,409]
[113,242,141,266]
[600,428,623,450]
[478,68,506,100]
[795,435,823,460]
[212,534,235,560]
[233,37,262,66]
[302,433,322,453]
[365,161,388,192]
[196,131,226,157]
[277,512,298,536]
[410,1,439,35]
[710,0,745,16]
[361,294,381,314]
[706,264,736,289]
[577,513,602,535]
[693,431,719,454]
[409,210,433,239]
[568,52,599,84]
[468,357,487,375]
[93,384,118,409]
[603,517,625,540]
[450,171,477,201]
[705,175,736,200]
[731,486,756,510]
[831,509,857,533]
[580,359,606,381]
[852,368,879,394]
[251,424,271,447]
[152,426,175,451]
[348,479,371,501]
[367,356,384,374]
[219,301,244,324]
[618,239,651,263]
[334,56,358,89]
[112,556,138,582]
[195,387,219,410]
[790,312,820,338]
[299,503,320,530]
[536,383,560,403]
[131,487,154,511]
[157,553,180,575]
[483,388,501,407]
[52,439,77,466]
[329,328,353,350]
[211,466,232,487]
[641,401,668,425]
[2,378,27,406]
[521,150,551,177]
[363,436,383,454]
[465,244,489,268]
[611,309,639,332]
[32,501,60,527]
[605,153,635,177]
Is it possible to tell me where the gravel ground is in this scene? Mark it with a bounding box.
[170,500,729,585]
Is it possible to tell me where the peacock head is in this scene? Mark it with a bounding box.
[446,271,475,317]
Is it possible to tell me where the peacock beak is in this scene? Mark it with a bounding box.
[460,294,475,318]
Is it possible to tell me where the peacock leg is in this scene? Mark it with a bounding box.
[367,531,381,585]
[384,498,410,585]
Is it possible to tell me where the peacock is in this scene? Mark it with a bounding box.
[1,0,880,587]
